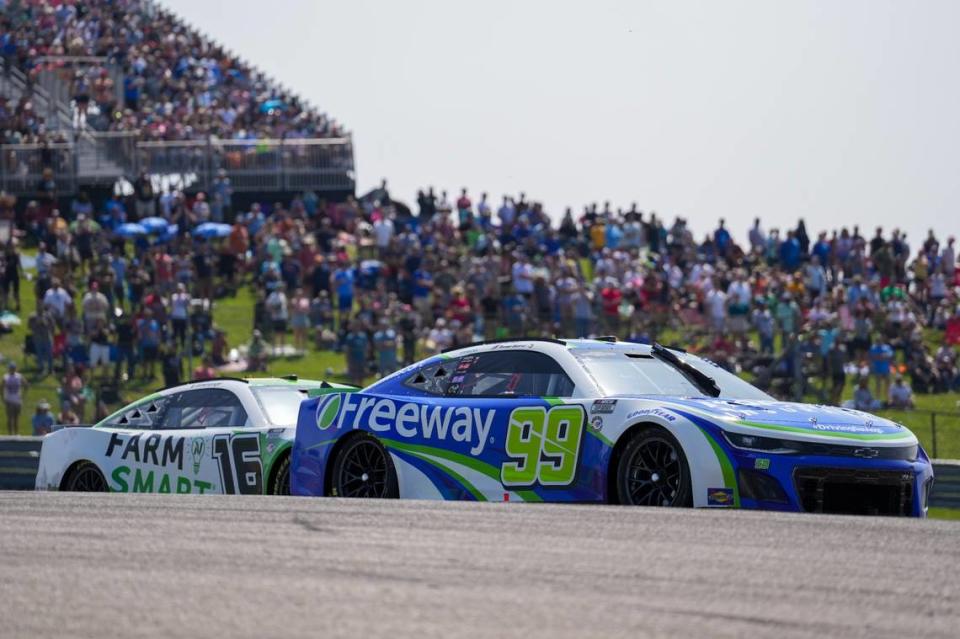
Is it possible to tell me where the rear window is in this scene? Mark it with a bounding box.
[252,387,309,426]
[405,350,575,397]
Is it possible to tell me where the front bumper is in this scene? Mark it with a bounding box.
[728,447,934,517]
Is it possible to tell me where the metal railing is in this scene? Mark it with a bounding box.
[1,135,354,195]
[931,461,960,509]
[877,409,960,460]
[0,437,42,491]
[0,142,76,194]
[135,137,355,191]
[1,64,77,133]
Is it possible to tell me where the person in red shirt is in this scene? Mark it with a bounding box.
[153,248,174,295]
[946,312,960,346]
[456,189,472,213]
[600,278,623,335]
[193,356,217,381]
[447,286,472,325]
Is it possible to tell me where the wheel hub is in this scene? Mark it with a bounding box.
[623,437,684,507]
[336,440,391,498]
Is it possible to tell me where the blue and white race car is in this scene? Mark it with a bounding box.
[291,338,933,516]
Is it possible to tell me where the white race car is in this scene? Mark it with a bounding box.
[36,377,356,494]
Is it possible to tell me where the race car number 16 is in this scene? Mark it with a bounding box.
[212,433,263,495]
[501,405,585,487]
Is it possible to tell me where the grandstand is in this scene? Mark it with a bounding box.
[0,0,354,206]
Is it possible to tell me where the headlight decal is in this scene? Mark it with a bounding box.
[735,419,915,442]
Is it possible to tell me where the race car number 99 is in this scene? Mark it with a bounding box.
[501,405,585,487]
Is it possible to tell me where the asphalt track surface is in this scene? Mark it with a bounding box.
[1,493,958,639]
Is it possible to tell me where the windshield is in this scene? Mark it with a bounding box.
[252,387,309,426]
[574,350,772,400]
[678,353,773,401]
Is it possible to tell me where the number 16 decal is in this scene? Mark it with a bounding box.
[501,405,585,487]
[212,433,263,495]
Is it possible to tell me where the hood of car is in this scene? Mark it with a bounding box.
[622,396,917,445]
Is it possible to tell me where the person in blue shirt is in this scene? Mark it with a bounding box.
[101,197,127,231]
[512,217,532,243]
[246,203,266,235]
[123,75,141,111]
[869,337,894,399]
[1,32,17,75]
[779,230,802,271]
[714,218,731,257]
[542,230,562,256]
[333,264,356,324]
[851,377,882,411]
[411,268,433,318]
[32,400,55,436]
[110,252,127,309]
[137,310,161,380]
[373,319,399,377]
[811,231,832,265]
[605,221,623,250]
[343,322,369,386]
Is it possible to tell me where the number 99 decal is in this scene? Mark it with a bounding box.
[501,405,585,487]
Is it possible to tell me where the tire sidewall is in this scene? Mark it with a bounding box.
[271,453,291,495]
[65,461,108,492]
[331,434,399,498]
[616,428,692,507]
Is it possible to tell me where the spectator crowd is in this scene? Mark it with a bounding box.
[2,0,343,144]
[2,167,959,437]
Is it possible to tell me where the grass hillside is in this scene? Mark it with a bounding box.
[0,284,347,434]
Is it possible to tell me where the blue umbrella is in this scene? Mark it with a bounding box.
[158,224,179,243]
[259,98,285,113]
[192,222,232,239]
[140,216,169,233]
[115,223,147,238]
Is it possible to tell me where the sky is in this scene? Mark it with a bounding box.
[162,0,960,245]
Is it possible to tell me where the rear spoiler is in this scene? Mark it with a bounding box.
[50,423,95,432]
[306,382,360,398]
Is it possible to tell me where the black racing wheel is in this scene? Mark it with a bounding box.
[270,453,291,495]
[64,461,109,492]
[616,427,692,507]
[331,434,398,498]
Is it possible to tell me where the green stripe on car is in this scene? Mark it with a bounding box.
[695,426,740,508]
[384,439,542,502]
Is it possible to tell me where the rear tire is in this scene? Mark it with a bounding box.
[270,453,291,495]
[330,434,398,498]
[616,428,692,507]
[63,461,109,492]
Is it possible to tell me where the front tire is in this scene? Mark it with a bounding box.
[63,461,109,492]
[616,428,692,507]
[330,434,398,498]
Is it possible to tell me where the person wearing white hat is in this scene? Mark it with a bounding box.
[32,400,54,436]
